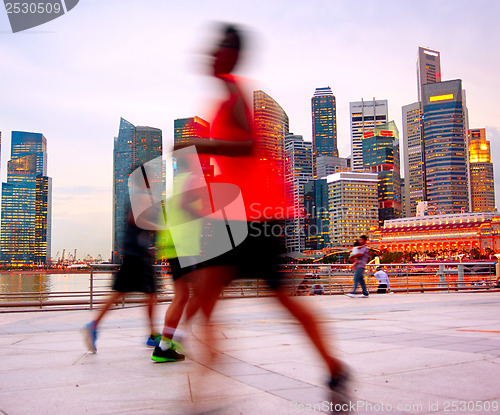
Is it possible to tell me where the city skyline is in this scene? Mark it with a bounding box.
[1,0,499,257]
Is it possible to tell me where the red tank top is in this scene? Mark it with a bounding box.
[209,75,294,221]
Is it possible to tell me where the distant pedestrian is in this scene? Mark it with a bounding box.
[374,266,391,293]
[349,241,360,269]
[346,235,370,298]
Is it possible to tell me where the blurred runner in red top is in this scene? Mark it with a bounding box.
[209,72,289,221]
[174,23,350,402]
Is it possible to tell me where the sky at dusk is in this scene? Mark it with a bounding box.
[0,0,499,260]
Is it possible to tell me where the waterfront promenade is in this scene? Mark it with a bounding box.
[1,292,500,414]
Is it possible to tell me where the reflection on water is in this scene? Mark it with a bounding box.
[0,273,114,302]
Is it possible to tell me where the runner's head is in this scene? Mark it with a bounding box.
[212,24,243,76]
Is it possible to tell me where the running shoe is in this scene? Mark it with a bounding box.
[170,339,187,355]
[360,294,369,298]
[327,368,351,413]
[328,369,349,391]
[151,346,185,363]
[146,333,161,347]
[82,322,97,353]
[345,293,357,298]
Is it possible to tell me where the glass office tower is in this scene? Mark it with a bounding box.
[362,121,402,226]
[112,118,162,262]
[422,80,469,214]
[312,87,338,176]
[0,132,52,265]
[284,134,313,252]
[350,99,388,171]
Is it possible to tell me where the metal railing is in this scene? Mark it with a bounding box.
[1,262,499,312]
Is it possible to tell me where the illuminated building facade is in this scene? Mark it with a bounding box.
[422,80,469,214]
[362,121,402,225]
[350,99,388,171]
[402,102,424,217]
[312,87,338,176]
[417,47,441,103]
[316,156,350,178]
[174,116,210,147]
[253,90,289,170]
[304,178,330,250]
[284,134,312,252]
[370,212,500,254]
[113,118,162,262]
[0,131,52,265]
[35,176,52,264]
[401,48,442,218]
[174,116,212,176]
[327,172,378,247]
[469,128,495,212]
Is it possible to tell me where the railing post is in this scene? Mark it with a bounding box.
[458,264,464,288]
[406,268,409,294]
[90,269,94,310]
[328,265,332,295]
[438,264,445,290]
[257,279,260,297]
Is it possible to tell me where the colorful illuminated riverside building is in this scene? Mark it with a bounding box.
[362,121,402,226]
[469,128,495,212]
[370,212,500,254]
[0,131,52,265]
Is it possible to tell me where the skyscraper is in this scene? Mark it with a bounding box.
[174,116,210,148]
[315,156,350,178]
[0,132,52,265]
[327,172,379,247]
[112,118,162,262]
[469,128,495,212]
[174,116,211,174]
[350,99,388,171]
[253,90,289,172]
[362,121,402,225]
[312,87,338,176]
[304,178,330,250]
[417,47,441,103]
[402,47,442,218]
[402,102,423,217]
[422,80,469,214]
[284,134,312,252]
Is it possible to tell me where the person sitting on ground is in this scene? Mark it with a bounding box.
[311,282,325,295]
[296,278,311,296]
[374,266,391,294]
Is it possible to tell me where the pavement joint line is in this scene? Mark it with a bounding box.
[187,373,194,403]
[357,355,493,382]
[71,352,88,366]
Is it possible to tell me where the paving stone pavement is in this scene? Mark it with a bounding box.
[1,292,500,414]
